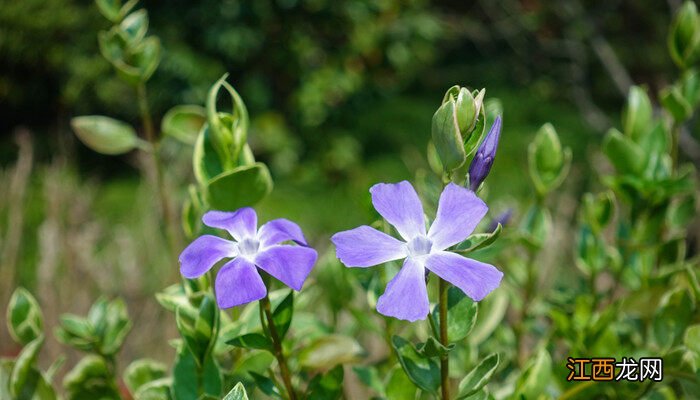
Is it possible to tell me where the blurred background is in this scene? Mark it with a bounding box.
[0,0,690,376]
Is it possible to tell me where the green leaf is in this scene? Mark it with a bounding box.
[306,365,344,400]
[390,335,440,394]
[669,1,700,68]
[653,289,694,349]
[162,105,206,145]
[223,383,249,400]
[10,335,44,398]
[172,345,222,400]
[415,337,454,358]
[432,99,466,171]
[120,9,148,44]
[520,205,551,249]
[434,286,478,342]
[131,36,161,82]
[352,366,384,396]
[71,116,144,155]
[602,128,646,175]
[95,0,124,22]
[55,315,97,352]
[7,288,44,346]
[249,372,282,399]
[226,333,273,351]
[456,353,500,399]
[661,86,693,122]
[299,334,363,371]
[385,364,417,399]
[272,291,294,340]
[684,324,700,354]
[193,295,218,354]
[4,358,57,400]
[64,356,120,400]
[206,163,273,210]
[623,86,653,141]
[124,359,167,396]
[454,224,502,254]
[513,348,551,399]
[101,298,132,355]
[134,378,172,400]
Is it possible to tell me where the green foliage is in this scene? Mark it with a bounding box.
[7,288,43,346]
[223,383,249,400]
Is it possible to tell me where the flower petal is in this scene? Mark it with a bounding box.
[254,245,318,291]
[179,235,237,279]
[370,181,426,240]
[331,226,407,267]
[425,251,503,301]
[258,218,308,247]
[376,257,429,321]
[202,208,257,241]
[215,257,266,308]
[428,183,488,250]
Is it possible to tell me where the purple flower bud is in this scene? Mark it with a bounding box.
[468,116,502,191]
[487,208,513,232]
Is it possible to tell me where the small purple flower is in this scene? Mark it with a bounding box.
[487,208,513,232]
[179,207,318,309]
[331,181,503,322]
[469,115,502,191]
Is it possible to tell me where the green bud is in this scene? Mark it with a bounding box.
[528,123,571,195]
[669,1,700,68]
[622,86,653,141]
[431,98,466,171]
[455,88,478,135]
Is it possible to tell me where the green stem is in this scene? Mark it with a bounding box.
[260,294,297,400]
[557,380,595,400]
[439,277,450,400]
[136,83,182,262]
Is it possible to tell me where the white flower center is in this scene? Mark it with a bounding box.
[407,236,433,258]
[238,238,260,257]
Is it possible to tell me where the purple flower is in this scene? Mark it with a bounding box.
[469,115,502,191]
[331,181,503,321]
[179,207,318,309]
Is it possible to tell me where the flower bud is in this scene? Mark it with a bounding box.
[468,115,502,191]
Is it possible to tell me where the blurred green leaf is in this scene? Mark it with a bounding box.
[306,365,344,400]
[457,353,500,399]
[528,123,571,194]
[101,298,132,355]
[71,115,144,155]
[391,335,440,394]
[10,336,44,398]
[623,86,653,140]
[172,345,221,400]
[385,364,416,399]
[120,9,148,44]
[134,378,172,400]
[661,86,692,121]
[685,324,700,354]
[352,366,384,397]
[668,1,700,68]
[603,129,646,175]
[299,334,363,371]
[206,163,273,211]
[416,337,454,358]
[124,359,167,396]
[162,105,206,145]
[7,288,43,346]
[64,356,120,400]
[653,289,694,349]
[513,348,551,399]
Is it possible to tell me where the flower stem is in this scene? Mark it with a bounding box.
[136,83,182,262]
[260,294,297,400]
[439,277,450,400]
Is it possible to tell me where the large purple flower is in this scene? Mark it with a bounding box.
[331,181,503,321]
[179,208,318,309]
